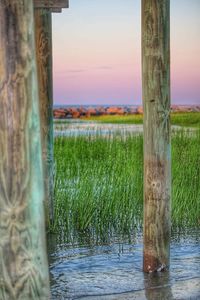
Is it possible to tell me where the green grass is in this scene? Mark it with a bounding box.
[81,112,200,127]
[82,114,143,125]
[171,129,200,226]
[53,129,200,238]
[53,134,143,238]
[171,112,200,127]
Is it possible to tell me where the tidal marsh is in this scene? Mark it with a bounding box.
[53,128,200,238]
[82,112,200,127]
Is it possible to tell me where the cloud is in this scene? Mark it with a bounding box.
[94,65,113,70]
[65,69,86,73]
[55,65,114,77]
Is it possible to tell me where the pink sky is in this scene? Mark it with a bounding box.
[52,0,200,105]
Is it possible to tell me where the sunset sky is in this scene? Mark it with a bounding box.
[52,0,200,105]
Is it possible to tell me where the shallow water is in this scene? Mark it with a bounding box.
[54,121,144,137]
[53,120,192,138]
[48,228,200,300]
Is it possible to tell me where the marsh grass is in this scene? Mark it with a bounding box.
[53,129,200,238]
[172,129,200,226]
[53,134,143,237]
[82,114,143,125]
[82,112,200,127]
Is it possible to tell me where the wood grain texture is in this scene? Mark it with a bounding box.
[34,0,69,9]
[142,0,171,273]
[0,1,50,299]
[35,8,54,225]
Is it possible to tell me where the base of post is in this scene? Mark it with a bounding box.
[143,253,169,273]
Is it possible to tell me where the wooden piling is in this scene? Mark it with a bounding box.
[34,8,54,225]
[142,0,171,272]
[0,1,50,298]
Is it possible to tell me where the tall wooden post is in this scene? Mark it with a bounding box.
[0,1,50,299]
[34,8,54,224]
[142,0,171,272]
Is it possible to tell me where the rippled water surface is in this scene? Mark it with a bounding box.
[48,229,200,300]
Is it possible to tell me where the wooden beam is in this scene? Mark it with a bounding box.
[0,0,50,298]
[51,8,62,13]
[34,0,69,9]
[142,0,171,273]
[34,9,54,225]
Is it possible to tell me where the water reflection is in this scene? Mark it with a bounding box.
[144,271,173,300]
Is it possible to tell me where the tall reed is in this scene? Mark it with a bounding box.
[53,129,200,238]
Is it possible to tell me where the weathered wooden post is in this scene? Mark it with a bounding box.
[0,1,50,299]
[34,0,69,225]
[142,0,171,272]
[34,8,54,225]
